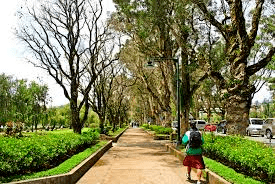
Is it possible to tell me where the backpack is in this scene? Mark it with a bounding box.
[189,130,202,148]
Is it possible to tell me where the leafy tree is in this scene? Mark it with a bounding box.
[111,1,178,127]
[89,63,119,133]
[106,73,131,131]
[85,110,100,128]
[0,74,14,124]
[0,74,50,130]
[113,1,227,135]
[191,0,275,135]
[28,81,48,131]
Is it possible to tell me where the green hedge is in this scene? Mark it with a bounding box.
[2,141,107,183]
[204,157,264,184]
[141,124,173,135]
[203,133,275,182]
[0,129,99,177]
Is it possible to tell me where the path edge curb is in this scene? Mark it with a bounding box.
[112,127,129,143]
[165,144,232,184]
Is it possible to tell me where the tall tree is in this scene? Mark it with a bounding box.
[89,63,119,133]
[28,81,48,131]
[111,1,178,127]
[107,72,130,131]
[113,1,214,134]
[17,0,114,133]
[0,74,14,124]
[192,0,275,135]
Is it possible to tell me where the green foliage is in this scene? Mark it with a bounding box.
[85,111,100,128]
[249,100,275,119]
[0,129,99,177]
[44,104,71,130]
[1,141,107,183]
[0,73,50,128]
[203,133,275,182]
[141,124,173,135]
[204,157,264,184]
[141,123,150,129]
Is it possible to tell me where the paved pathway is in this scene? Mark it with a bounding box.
[76,128,206,184]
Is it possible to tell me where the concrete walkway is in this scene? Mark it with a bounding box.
[76,128,206,184]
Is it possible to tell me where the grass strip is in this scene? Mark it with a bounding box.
[203,157,264,184]
[2,141,108,183]
[108,127,127,137]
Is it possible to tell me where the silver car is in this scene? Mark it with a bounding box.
[246,118,264,136]
[192,120,207,130]
[262,118,275,139]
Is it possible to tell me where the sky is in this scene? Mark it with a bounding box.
[0,0,116,107]
[0,1,271,107]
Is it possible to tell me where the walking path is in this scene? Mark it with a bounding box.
[76,128,206,184]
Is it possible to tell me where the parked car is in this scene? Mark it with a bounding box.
[217,120,227,134]
[246,118,264,136]
[204,124,217,132]
[171,120,178,132]
[262,118,275,139]
[192,120,207,130]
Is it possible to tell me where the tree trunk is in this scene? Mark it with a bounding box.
[225,86,254,135]
[71,80,81,134]
[181,49,191,135]
[71,105,81,134]
[181,108,190,135]
[99,116,105,133]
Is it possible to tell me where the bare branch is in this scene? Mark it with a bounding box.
[247,47,275,76]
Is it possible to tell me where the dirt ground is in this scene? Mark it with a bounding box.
[76,128,206,184]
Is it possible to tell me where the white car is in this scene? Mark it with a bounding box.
[192,120,207,130]
[246,118,264,136]
[262,118,275,139]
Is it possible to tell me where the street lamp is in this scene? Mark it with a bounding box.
[145,57,181,146]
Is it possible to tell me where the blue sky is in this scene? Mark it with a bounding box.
[0,0,271,107]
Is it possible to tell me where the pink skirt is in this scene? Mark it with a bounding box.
[183,155,205,169]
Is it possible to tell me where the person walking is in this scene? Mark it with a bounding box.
[182,121,205,184]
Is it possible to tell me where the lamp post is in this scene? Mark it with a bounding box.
[145,58,181,146]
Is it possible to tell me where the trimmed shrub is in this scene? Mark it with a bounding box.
[0,129,99,177]
[142,124,173,135]
[203,133,275,182]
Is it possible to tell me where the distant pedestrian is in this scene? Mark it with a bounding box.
[182,121,205,184]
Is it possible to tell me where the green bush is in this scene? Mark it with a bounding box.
[203,133,275,182]
[141,124,150,129]
[0,129,99,177]
[142,124,173,135]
